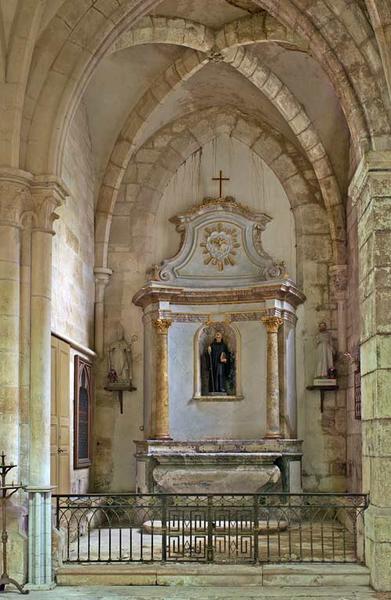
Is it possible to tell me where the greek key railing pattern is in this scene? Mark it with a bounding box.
[53,493,368,564]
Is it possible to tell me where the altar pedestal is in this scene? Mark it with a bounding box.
[135,439,302,494]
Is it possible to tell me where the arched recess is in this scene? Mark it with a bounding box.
[21,0,388,181]
[96,48,345,271]
[101,107,340,493]
[101,106,333,293]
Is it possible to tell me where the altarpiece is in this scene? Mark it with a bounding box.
[133,196,305,494]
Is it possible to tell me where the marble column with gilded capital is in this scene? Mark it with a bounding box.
[152,318,172,439]
[262,315,283,439]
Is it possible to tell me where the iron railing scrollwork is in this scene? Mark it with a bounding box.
[53,492,368,565]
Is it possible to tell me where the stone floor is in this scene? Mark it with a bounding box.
[0,586,389,600]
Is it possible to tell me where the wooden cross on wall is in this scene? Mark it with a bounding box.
[212,170,230,197]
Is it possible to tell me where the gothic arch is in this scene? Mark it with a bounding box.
[99,107,334,294]
[96,48,344,271]
[109,16,214,54]
[20,0,390,182]
[22,0,163,174]
[250,0,390,151]
[109,13,309,56]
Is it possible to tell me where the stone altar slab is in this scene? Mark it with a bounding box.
[135,439,302,494]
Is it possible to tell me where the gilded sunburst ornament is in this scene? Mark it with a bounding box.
[200,223,240,271]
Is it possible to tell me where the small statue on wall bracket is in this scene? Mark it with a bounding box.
[314,321,337,385]
[307,321,338,412]
[105,324,137,413]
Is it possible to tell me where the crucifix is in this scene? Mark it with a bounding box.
[212,170,230,197]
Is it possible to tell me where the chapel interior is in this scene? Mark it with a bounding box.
[1,0,391,594]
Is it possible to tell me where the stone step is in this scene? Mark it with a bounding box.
[56,562,370,587]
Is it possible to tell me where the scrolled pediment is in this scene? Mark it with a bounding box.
[147,197,286,288]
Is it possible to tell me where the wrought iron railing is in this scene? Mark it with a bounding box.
[53,493,368,565]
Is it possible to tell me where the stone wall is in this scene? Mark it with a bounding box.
[51,102,96,493]
[52,101,95,349]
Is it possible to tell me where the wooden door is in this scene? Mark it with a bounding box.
[50,336,71,493]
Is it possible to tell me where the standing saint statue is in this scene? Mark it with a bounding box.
[206,331,230,394]
[107,325,133,386]
[315,321,335,379]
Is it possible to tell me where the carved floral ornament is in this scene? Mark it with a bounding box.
[200,223,240,271]
[145,196,288,285]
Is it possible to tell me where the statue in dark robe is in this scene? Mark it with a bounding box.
[206,331,230,394]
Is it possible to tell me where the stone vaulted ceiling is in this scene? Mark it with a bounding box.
[1,0,391,273]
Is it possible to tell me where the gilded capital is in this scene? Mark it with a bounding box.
[261,316,283,333]
[153,318,172,334]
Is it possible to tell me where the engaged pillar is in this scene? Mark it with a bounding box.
[262,315,283,439]
[152,318,172,439]
[350,152,391,591]
[27,177,66,590]
[94,267,112,356]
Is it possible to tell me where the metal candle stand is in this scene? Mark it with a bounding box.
[0,452,28,594]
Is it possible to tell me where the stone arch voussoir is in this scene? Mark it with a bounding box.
[109,16,215,54]
[101,107,332,291]
[222,46,346,262]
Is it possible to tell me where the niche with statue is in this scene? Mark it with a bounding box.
[196,322,240,399]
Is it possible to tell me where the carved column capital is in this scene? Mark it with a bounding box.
[153,318,172,334]
[329,264,348,300]
[30,176,68,233]
[94,267,112,299]
[261,316,283,333]
[94,266,112,284]
[0,168,33,226]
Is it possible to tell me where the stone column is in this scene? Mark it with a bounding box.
[349,151,391,591]
[262,315,283,438]
[152,318,172,439]
[0,168,32,582]
[329,265,348,354]
[27,177,66,590]
[94,267,112,356]
[278,316,297,439]
[0,169,31,467]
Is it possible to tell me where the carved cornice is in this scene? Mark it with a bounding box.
[133,279,305,309]
[170,196,271,227]
[158,308,297,326]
